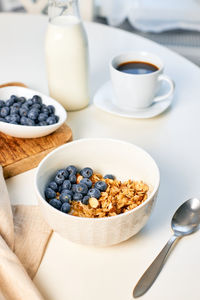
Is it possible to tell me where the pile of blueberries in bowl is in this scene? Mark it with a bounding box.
[0,94,59,126]
[45,165,114,214]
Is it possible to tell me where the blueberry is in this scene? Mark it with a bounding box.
[94,181,107,192]
[32,95,42,105]
[10,114,20,123]
[88,188,101,199]
[75,183,88,195]
[17,97,26,104]
[41,105,49,114]
[82,195,89,205]
[48,181,58,191]
[73,193,83,201]
[1,106,9,117]
[69,174,77,183]
[62,180,71,190]
[27,99,33,106]
[104,174,115,180]
[38,113,48,122]
[59,191,72,203]
[80,167,93,178]
[55,174,65,185]
[28,108,39,120]
[55,115,59,122]
[61,189,73,196]
[72,184,77,193]
[13,102,21,107]
[39,121,48,126]
[19,107,29,117]
[14,103,22,108]
[0,100,5,108]
[66,165,77,175]
[56,169,69,179]
[80,178,92,188]
[58,185,62,193]
[32,103,41,110]
[0,117,7,122]
[21,103,29,110]
[49,198,62,210]
[41,103,47,109]
[5,115,11,122]
[47,105,55,114]
[10,95,18,102]
[45,187,56,199]
[26,118,35,126]
[46,116,56,125]
[20,116,28,125]
[61,202,71,213]
[6,98,14,107]
[10,106,20,115]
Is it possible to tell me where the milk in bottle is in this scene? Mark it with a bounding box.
[45,0,90,111]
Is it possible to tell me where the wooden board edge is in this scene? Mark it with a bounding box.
[3,133,73,179]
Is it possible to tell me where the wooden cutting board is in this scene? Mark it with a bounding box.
[0,123,72,178]
[0,82,73,178]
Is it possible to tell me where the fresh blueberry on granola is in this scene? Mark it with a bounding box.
[59,191,72,203]
[45,187,56,199]
[66,165,78,175]
[49,199,62,210]
[73,193,83,201]
[69,174,77,183]
[62,180,71,190]
[87,188,101,199]
[82,195,90,205]
[61,202,71,213]
[0,94,59,126]
[48,181,58,191]
[104,174,115,180]
[55,174,65,185]
[56,169,69,179]
[75,183,88,195]
[94,181,107,192]
[80,178,92,188]
[80,167,93,178]
[44,165,149,217]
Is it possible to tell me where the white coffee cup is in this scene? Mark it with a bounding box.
[110,52,174,111]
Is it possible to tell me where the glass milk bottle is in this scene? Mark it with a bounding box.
[45,0,90,111]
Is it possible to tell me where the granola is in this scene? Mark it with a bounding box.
[71,174,149,218]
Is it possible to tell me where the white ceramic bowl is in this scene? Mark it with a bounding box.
[35,138,160,247]
[0,86,67,138]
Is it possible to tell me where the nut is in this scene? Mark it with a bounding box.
[76,175,83,183]
[89,197,99,208]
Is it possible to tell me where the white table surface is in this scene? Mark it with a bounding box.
[1,13,200,300]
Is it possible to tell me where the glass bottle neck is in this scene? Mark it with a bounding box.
[48,0,81,22]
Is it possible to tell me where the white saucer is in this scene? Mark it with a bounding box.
[93,81,174,119]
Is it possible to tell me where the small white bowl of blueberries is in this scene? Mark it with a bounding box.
[0,86,67,138]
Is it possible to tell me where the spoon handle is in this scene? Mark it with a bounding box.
[133,234,179,298]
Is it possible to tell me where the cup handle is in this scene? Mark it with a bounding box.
[153,74,175,103]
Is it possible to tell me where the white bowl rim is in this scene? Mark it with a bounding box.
[35,138,160,221]
[0,86,67,130]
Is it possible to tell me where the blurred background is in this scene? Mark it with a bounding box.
[1,0,200,66]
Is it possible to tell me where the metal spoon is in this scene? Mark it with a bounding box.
[133,197,200,298]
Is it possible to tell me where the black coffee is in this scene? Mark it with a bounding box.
[116,61,159,75]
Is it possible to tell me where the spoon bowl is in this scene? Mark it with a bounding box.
[172,197,200,236]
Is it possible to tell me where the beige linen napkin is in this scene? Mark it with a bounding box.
[0,166,53,300]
